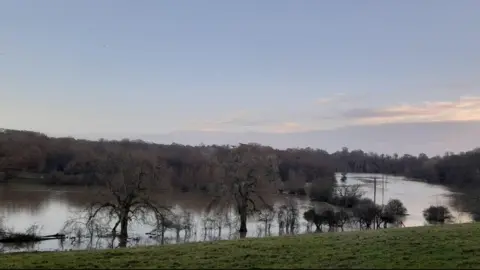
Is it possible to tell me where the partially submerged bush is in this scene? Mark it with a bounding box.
[380,199,408,228]
[423,205,453,224]
[0,224,44,243]
[0,233,42,243]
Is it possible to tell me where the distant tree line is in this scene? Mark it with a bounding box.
[1,129,479,191]
[330,147,480,189]
[0,129,335,194]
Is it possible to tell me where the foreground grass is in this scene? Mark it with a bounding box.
[2,223,480,269]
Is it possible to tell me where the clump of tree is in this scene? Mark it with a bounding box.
[305,182,361,231]
[303,208,322,232]
[378,199,408,228]
[309,181,363,208]
[305,179,408,231]
[423,205,453,225]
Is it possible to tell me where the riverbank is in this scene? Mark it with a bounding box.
[1,223,480,269]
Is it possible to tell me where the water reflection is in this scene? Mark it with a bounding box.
[0,173,472,253]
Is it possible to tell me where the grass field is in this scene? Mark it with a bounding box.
[2,223,480,269]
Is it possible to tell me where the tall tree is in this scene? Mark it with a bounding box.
[208,144,280,234]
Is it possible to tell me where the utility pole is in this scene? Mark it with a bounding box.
[382,174,385,207]
[373,176,377,229]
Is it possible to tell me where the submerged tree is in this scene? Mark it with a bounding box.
[303,208,322,232]
[207,144,280,234]
[332,184,363,208]
[278,198,300,234]
[257,207,276,236]
[423,205,453,225]
[379,199,408,228]
[352,198,382,229]
[84,150,172,247]
[340,172,347,183]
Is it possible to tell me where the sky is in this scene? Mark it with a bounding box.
[1,0,479,152]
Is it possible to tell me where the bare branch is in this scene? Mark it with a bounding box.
[87,202,117,223]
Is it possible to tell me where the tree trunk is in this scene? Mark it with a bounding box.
[365,222,371,229]
[118,237,127,248]
[239,210,248,233]
[120,215,128,239]
[289,216,295,234]
[161,228,165,245]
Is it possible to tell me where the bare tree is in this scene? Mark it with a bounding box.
[207,145,280,234]
[333,184,364,208]
[257,207,276,236]
[85,151,171,247]
[280,198,300,234]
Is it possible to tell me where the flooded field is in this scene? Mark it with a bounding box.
[0,173,471,252]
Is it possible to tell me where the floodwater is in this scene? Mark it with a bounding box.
[0,173,471,253]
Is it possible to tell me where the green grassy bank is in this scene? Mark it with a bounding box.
[2,223,480,269]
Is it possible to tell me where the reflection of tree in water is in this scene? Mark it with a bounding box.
[0,187,49,215]
[147,209,196,245]
[449,189,480,222]
[0,184,96,219]
[200,210,239,241]
[1,241,38,253]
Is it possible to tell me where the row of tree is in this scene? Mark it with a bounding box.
[0,129,334,194]
[304,182,454,233]
[330,147,480,188]
[2,129,479,190]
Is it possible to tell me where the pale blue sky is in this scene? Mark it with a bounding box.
[1,0,479,136]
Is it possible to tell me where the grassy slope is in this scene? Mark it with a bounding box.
[2,223,480,269]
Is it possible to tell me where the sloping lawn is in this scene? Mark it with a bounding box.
[1,223,480,269]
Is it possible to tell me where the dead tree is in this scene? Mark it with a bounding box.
[207,144,279,234]
[85,151,171,247]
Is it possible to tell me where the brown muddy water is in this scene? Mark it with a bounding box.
[0,173,472,253]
